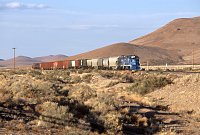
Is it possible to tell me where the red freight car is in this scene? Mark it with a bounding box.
[40,62,54,70]
[63,60,72,69]
[53,61,64,69]
[75,60,81,68]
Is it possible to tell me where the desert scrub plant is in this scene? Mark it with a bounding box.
[8,69,28,75]
[7,77,56,104]
[77,69,84,74]
[28,70,43,79]
[83,69,93,73]
[99,71,115,79]
[120,74,134,83]
[101,110,122,134]
[36,101,73,126]
[42,70,71,83]
[106,81,119,88]
[127,76,172,95]
[71,75,82,83]
[82,74,93,83]
[68,85,96,102]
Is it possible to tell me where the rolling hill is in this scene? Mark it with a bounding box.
[129,16,200,64]
[67,42,182,65]
[67,16,200,65]
[0,55,68,67]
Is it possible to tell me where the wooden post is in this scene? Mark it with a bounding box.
[12,48,16,70]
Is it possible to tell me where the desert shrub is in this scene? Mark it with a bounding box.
[70,69,77,73]
[8,69,28,75]
[8,78,56,104]
[83,69,93,73]
[120,113,148,127]
[99,71,115,79]
[120,74,134,83]
[101,111,122,134]
[68,85,96,102]
[77,69,84,74]
[106,81,119,88]
[71,76,82,83]
[82,74,93,83]
[127,76,172,95]
[28,70,43,79]
[0,89,13,103]
[42,70,71,83]
[37,101,73,126]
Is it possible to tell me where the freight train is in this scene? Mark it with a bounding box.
[32,55,140,70]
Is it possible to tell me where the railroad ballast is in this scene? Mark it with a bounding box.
[32,55,140,70]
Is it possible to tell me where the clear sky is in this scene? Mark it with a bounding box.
[0,0,200,59]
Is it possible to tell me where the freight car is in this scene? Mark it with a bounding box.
[32,55,140,71]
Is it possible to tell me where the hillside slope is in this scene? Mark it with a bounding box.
[33,55,68,62]
[129,16,200,64]
[67,43,182,65]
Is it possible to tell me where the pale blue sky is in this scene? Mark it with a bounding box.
[0,0,200,59]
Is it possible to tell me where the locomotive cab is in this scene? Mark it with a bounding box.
[119,55,140,70]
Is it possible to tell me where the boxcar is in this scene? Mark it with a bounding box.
[63,60,72,69]
[71,60,81,68]
[97,58,103,69]
[80,59,87,68]
[87,59,92,68]
[75,60,81,68]
[32,63,41,69]
[41,62,54,70]
[103,58,109,69]
[71,60,76,68]
[53,61,64,69]
[91,59,98,68]
[108,56,120,69]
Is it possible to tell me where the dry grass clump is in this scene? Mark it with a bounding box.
[36,101,73,126]
[82,74,93,83]
[43,70,71,82]
[27,70,43,79]
[99,71,115,79]
[71,75,82,83]
[10,79,56,103]
[8,69,28,75]
[121,113,148,127]
[0,89,13,103]
[120,74,134,83]
[106,81,119,88]
[77,69,84,74]
[68,85,96,102]
[127,76,172,95]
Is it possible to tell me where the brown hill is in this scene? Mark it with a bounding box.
[33,55,68,62]
[129,16,200,64]
[0,55,68,67]
[67,43,182,65]
[0,56,40,67]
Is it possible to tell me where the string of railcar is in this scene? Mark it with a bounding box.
[32,55,141,71]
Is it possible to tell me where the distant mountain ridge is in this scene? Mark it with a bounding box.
[0,55,68,67]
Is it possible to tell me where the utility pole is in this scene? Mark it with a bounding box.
[147,61,149,71]
[192,47,194,69]
[12,48,16,70]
